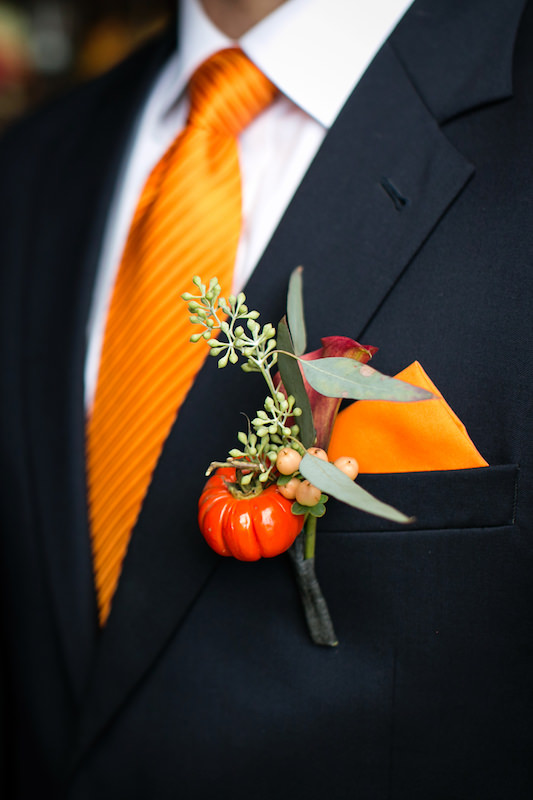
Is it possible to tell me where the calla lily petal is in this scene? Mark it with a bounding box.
[303,336,378,364]
[300,337,378,449]
[275,336,378,450]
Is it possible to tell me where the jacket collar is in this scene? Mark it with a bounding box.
[389,0,525,122]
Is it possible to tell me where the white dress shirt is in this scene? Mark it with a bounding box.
[85,0,414,408]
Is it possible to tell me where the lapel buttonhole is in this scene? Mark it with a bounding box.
[380,177,409,211]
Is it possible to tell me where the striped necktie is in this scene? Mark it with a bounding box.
[86,49,278,625]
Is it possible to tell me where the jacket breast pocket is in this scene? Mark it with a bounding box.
[317,464,518,535]
[310,464,523,690]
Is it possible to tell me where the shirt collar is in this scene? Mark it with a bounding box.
[168,0,414,128]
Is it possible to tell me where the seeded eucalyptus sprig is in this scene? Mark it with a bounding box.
[183,275,277,375]
[182,276,304,487]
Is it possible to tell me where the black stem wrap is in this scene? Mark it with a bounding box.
[288,533,338,647]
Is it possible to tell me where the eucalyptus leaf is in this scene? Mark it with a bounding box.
[299,357,434,402]
[299,454,413,524]
[277,318,316,448]
[287,266,307,356]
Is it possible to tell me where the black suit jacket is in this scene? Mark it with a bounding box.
[1,1,532,797]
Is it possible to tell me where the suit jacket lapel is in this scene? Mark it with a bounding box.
[73,0,527,764]
[24,31,176,707]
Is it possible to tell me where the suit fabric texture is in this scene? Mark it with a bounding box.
[1,1,532,797]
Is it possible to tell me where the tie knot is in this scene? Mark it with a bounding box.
[187,48,279,137]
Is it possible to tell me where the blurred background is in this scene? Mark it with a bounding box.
[0,0,174,130]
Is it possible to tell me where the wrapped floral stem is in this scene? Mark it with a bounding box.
[289,519,338,647]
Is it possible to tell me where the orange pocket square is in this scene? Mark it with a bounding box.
[327,361,488,473]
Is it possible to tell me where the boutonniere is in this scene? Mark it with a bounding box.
[183,268,432,646]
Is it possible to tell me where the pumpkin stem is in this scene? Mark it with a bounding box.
[223,478,264,501]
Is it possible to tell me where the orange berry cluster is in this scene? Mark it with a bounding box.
[275,447,359,507]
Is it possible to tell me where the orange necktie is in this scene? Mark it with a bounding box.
[87,49,278,625]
